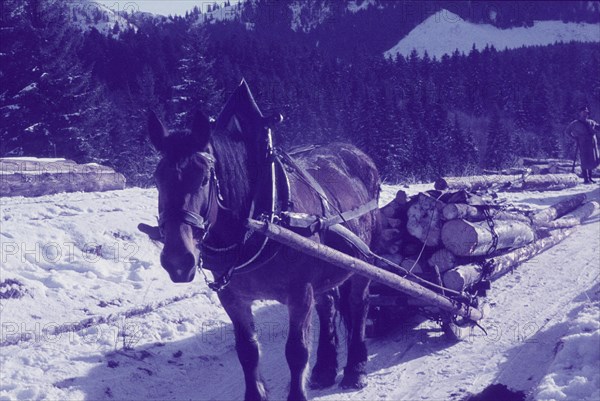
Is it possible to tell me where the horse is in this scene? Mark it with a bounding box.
[146,80,380,401]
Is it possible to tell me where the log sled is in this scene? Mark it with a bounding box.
[246,183,597,340]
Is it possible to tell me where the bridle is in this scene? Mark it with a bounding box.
[157,152,225,241]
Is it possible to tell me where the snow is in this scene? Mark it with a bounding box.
[18,83,37,94]
[0,183,599,400]
[385,9,600,59]
[347,0,376,14]
[535,296,600,401]
[0,157,66,162]
[69,1,137,36]
[289,1,333,33]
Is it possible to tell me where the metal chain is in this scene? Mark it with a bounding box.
[483,208,499,256]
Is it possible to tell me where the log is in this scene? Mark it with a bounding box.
[521,157,572,166]
[381,228,401,242]
[428,248,457,274]
[443,228,575,291]
[0,163,126,197]
[521,174,580,191]
[441,219,535,257]
[406,193,445,247]
[536,201,600,229]
[435,174,580,192]
[246,219,483,321]
[530,194,587,226]
[441,203,530,223]
[435,175,523,191]
[381,200,400,218]
[395,190,408,204]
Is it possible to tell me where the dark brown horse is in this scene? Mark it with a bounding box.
[147,80,380,401]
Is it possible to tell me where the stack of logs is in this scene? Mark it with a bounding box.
[377,189,599,294]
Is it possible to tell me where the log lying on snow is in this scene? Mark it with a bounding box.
[442,203,531,223]
[530,193,587,226]
[406,193,445,247]
[0,158,126,197]
[441,219,535,257]
[435,174,580,192]
[536,201,600,229]
[521,157,572,167]
[443,228,575,292]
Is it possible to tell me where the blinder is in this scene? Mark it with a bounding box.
[157,152,219,240]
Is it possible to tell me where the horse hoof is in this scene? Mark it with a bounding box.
[309,367,337,389]
[339,372,368,390]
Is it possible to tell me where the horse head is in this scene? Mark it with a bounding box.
[148,79,276,283]
[148,110,216,282]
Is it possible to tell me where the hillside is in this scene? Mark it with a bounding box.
[385,9,600,59]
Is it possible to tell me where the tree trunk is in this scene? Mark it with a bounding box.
[435,174,580,192]
[521,157,572,166]
[441,219,535,257]
[406,193,445,247]
[428,248,457,274]
[536,200,599,229]
[530,193,587,226]
[0,168,126,197]
[442,203,530,223]
[443,228,575,291]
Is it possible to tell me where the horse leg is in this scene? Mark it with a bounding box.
[309,289,338,389]
[286,284,314,401]
[340,275,370,389]
[218,290,267,401]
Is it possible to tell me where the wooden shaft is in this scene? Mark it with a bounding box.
[246,219,483,321]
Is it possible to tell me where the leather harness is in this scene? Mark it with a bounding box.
[159,134,380,292]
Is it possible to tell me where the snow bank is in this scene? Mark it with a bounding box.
[0,184,598,400]
[385,9,600,59]
[535,297,600,401]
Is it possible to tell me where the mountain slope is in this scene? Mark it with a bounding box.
[385,9,600,59]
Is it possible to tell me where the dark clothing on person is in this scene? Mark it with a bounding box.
[565,118,600,170]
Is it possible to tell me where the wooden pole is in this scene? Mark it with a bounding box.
[246,219,483,321]
[443,228,574,291]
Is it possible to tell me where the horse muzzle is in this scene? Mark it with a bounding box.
[160,251,197,283]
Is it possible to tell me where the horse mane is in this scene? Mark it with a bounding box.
[210,79,265,220]
[210,132,256,220]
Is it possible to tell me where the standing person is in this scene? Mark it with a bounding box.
[565,106,600,184]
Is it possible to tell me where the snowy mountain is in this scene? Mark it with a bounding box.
[69,1,137,36]
[385,9,600,59]
[1,184,598,400]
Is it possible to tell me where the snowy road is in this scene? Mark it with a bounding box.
[0,184,598,400]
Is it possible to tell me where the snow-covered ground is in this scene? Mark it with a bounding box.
[385,9,600,59]
[0,183,599,400]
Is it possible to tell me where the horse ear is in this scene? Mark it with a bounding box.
[191,110,212,149]
[148,110,168,151]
